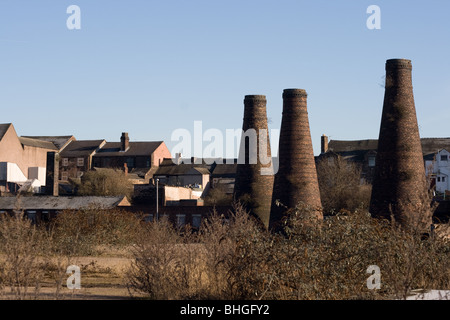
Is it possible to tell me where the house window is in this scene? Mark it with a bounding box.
[176,214,186,227]
[27,211,37,225]
[62,158,69,167]
[437,177,441,182]
[61,172,68,181]
[443,177,447,183]
[77,158,84,167]
[441,155,448,161]
[42,211,50,222]
[368,156,376,167]
[127,157,135,169]
[192,214,202,229]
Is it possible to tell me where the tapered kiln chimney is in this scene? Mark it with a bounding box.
[369,59,432,231]
[233,95,274,229]
[269,89,322,232]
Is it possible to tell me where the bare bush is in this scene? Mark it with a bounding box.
[204,184,232,206]
[75,168,133,199]
[126,217,186,299]
[125,202,450,300]
[317,156,372,214]
[0,212,45,299]
[50,207,144,256]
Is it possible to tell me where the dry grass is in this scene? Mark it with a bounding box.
[0,203,449,300]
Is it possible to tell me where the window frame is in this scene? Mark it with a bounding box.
[77,157,85,167]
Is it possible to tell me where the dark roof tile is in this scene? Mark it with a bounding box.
[60,140,105,157]
[94,141,163,157]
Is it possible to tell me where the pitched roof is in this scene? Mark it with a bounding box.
[211,163,238,176]
[0,196,130,210]
[328,139,378,153]
[60,140,105,157]
[130,167,155,178]
[327,138,450,156]
[18,137,58,150]
[154,164,210,176]
[420,138,450,155]
[21,136,75,151]
[94,141,163,157]
[0,123,12,141]
[193,167,211,175]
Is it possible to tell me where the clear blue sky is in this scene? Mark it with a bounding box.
[1,0,449,156]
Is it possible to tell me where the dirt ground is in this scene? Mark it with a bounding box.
[0,254,143,300]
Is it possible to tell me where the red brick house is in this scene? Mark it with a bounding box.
[59,140,106,181]
[92,133,171,182]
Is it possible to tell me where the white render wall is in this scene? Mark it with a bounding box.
[28,167,46,186]
[0,162,28,183]
[425,149,449,193]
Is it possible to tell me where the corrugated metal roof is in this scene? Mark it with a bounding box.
[0,196,130,210]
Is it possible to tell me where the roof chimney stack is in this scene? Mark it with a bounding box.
[321,134,329,154]
[121,132,129,152]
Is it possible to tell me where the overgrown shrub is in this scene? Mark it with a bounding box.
[0,212,45,299]
[50,207,144,256]
[75,168,133,199]
[125,204,450,300]
[317,156,372,214]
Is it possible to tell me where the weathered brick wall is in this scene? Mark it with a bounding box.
[370,59,432,230]
[270,89,323,231]
[233,95,274,229]
[153,142,172,167]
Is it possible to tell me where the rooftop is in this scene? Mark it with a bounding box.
[19,137,58,150]
[21,135,75,151]
[0,123,12,141]
[94,141,164,157]
[327,138,450,156]
[60,140,106,157]
[0,196,131,210]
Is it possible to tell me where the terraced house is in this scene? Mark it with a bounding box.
[92,132,171,183]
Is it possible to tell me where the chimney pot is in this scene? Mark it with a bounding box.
[321,134,329,154]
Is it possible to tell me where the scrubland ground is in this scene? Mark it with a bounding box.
[0,205,449,300]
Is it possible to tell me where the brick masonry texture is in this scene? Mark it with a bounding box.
[369,59,432,230]
[233,95,274,229]
[269,89,323,232]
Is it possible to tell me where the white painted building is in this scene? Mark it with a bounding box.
[425,149,450,194]
[0,162,47,193]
